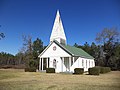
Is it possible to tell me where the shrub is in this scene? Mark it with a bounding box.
[24,60,38,72]
[29,60,38,68]
[46,68,55,73]
[100,67,111,74]
[88,67,100,75]
[106,67,111,72]
[74,68,84,74]
[1,65,13,69]
[25,67,36,72]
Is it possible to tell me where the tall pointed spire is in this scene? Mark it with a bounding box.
[50,10,67,45]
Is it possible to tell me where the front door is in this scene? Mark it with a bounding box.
[64,57,69,71]
[43,58,47,70]
[53,59,57,69]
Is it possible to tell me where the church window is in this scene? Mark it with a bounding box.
[60,39,66,45]
[71,57,73,65]
[92,61,93,67]
[82,59,84,67]
[89,60,90,67]
[86,60,87,68]
[53,46,56,51]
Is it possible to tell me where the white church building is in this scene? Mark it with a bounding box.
[38,10,95,73]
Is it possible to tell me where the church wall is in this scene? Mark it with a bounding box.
[40,43,71,58]
[70,57,95,72]
[49,57,61,72]
[70,57,83,72]
[49,57,68,72]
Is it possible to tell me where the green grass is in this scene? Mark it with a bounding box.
[0,69,120,90]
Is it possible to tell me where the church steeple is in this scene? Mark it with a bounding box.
[50,10,67,45]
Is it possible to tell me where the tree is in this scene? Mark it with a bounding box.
[32,38,43,59]
[95,27,120,70]
[82,42,92,55]
[0,33,5,40]
[15,52,25,65]
[18,35,33,68]
[32,38,44,69]
[74,43,79,47]
[95,27,119,44]
[0,52,15,68]
[18,36,44,69]
[90,42,100,59]
[0,25,5,40]
[22,35,33,55]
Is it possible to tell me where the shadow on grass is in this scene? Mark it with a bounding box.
[47,85,57,89]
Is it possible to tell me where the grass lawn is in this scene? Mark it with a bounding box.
[0,69,120,90]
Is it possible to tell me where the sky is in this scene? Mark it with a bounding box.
[0,0,120,55]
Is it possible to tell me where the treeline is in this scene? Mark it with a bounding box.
[0,27,120,70]
[0,36,44,69]
[0,52,16,65]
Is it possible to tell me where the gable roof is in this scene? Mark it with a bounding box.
[39,40,94,59]
[38,40,72,57]
[63,45,94,59]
